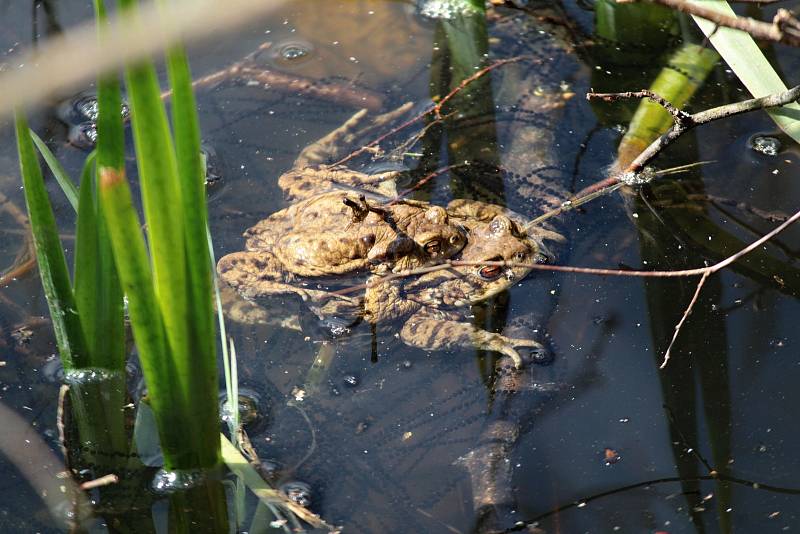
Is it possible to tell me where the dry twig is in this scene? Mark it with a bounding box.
[618,0,800,47]
[582,85,800,196]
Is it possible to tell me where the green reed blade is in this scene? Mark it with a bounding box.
[97,166,197,464]
[687,0,800,143]
[29,130,79,211]
[88,0,127,372]
[118,0,190,374]
[93,0,127,173]
[74,153,126,370]
[15,111,89,369]
[73,153,99,349]
[166,43,214,357]
[164,41,219,461]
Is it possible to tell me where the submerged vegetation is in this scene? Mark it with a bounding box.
[2,0,800,531]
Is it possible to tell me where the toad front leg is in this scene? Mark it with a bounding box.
[399,308,546,368]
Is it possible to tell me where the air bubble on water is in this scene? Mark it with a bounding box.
[417,0,474,20]
[64,367,123,386]
[280,44,308,60]
[75,97,99,122]
[619,166,656,186]
[151,468,207,494]
[272,41,314,66]
[397,360,413,371]
[42,357,65,383]
[343,374,359,387]
[749,135,781,156]
[280,481,313,508]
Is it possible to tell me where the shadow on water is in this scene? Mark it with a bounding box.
[636,169,733,533]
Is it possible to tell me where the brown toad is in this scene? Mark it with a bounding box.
[222,209,556,368]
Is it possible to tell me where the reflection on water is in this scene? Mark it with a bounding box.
[1,0,800,532]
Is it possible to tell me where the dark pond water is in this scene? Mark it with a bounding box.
[1,0,800,532]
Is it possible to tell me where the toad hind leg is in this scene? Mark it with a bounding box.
[399,310,545,368]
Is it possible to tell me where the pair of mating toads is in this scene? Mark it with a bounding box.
[216,106,568,368]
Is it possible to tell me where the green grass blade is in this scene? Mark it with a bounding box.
[15,111,89,369]
[29,130,79,211]
[687,0,800,143]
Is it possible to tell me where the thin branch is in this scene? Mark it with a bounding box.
[618,0,800,47]
[563,84,800,203]
[659,271,709,369]
[589,89,692,127]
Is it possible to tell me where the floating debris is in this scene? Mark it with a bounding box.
[619,165,656,186]
[749,135,781,156]
[603,447,621,466]
[280,481,313,508]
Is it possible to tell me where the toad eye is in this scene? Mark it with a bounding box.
[514,251,527,262]
[478,265,502,280]
[424,239,442,255]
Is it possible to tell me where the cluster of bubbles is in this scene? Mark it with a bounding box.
[416,0,478,20]
[748,135,781,157]
[151,468,207,494]
[271,41,313,67]
[57,94,223,191]
[218,387,269,435]
[57,93,130,150]
[63,367,123,386]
